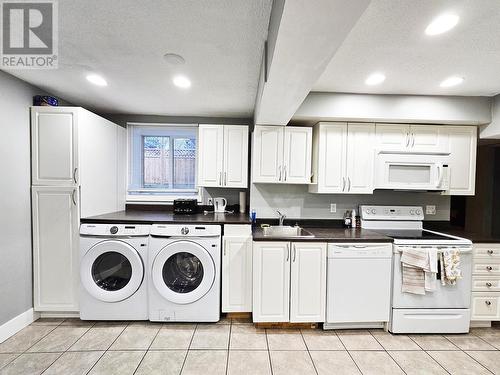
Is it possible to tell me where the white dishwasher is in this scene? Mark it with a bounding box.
[325,243,393,330]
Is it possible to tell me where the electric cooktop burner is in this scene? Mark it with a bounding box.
[372,229,454,241]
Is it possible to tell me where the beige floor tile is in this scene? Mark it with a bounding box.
[181,350,227,375]
[370,331,421,351]
[0,352,60,375]
[60,319,96,327]
[135,350,186,375]
[267,329,307,351]
[109,323,160,350]
[466,351,500,375]
[30,318,64,326]
[43,351,103,375]
[409,334,458,350]
[473,333,500,350]
[445,334,496,350]
[269,350,316,375]
[310,350,361,375]
[389,351,448,375]
[227,350,271,375]
[428,350,491,375]
[69,325,126,351]
[337,330,383,350]
[27,327,90,352]
[230,325,267,350]
[190,324,230,350]
[88,350,145,375]
[350,351,404,375]
[150,324,196,350]
[0,326,55,353]
[0,354,18,370]
[301,330,344,350]
[471,327,500,338]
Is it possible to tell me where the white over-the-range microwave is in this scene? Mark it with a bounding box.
[374,150,450,191]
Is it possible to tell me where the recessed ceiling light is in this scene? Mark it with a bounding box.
[425,14,459,36]
[163,53,185,65]
[173,75,191,89]
[365,72,386,86]
[440,75,464,87]
[86,74,107,86]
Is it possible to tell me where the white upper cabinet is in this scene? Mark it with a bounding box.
[253,126,312,184]
[309,122,374,194]
[376,124,448,153]
[444,126,477,196]
[290,242,326,323]
[32,107,79,186]
[346,123,375,194]
[198,124,248,188]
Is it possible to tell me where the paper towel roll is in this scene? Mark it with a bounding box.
[239,191,246,213]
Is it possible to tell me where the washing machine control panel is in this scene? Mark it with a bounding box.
[79,224,151,236]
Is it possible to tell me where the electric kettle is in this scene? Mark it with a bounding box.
[213,197,227,213]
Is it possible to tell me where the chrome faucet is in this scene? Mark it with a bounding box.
[276,210,286,226]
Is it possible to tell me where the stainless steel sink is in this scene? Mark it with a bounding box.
[261,225,315,238]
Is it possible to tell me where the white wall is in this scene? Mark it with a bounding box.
[293,92,492,125]
[0,72,41,325]
[250,184,450,221]
[480,94,500,139]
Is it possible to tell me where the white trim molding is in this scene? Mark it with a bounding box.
[0,308,40,343]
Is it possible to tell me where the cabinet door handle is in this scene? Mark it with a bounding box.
[223,240,226,256]
[411,133,415,147]
[342,177,346,192]
[486,300,492,306]
[71,189,77,206]
[486,266,493,271]
[486,282,493,287]
[73,167,78,184]
[284,165,287,181]
[286,244,290,261]
[347,177,351,192]
[293,244,296,262]
[488,250,494,255]
[406,132,410,147]
[224,172,227,186]
[278,166,282,182]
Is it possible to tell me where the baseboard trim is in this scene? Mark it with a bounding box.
[0,308,39,343]
[39,312,79,319]
[470,320,492,328]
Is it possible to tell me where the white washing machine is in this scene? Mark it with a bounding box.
[148,224,221,322]
[79,223,150,320]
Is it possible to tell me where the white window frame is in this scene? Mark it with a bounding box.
[126,122,201,203]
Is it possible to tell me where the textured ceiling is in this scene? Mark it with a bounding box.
[4,0,272,116]
[313,0,500,96]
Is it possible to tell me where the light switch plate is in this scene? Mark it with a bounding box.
[426,205,436,215]
[330,204,337,213]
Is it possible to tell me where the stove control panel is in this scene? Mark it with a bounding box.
[360,205,424,221]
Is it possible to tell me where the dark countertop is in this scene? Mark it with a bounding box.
[81,210,251,225]
[252,227,393,242]
[424,222,500,243]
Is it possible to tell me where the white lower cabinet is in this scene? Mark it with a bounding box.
[222,225,252,312]
[252,241,326,323]
[32,186,80,312]
[471,243,500,321]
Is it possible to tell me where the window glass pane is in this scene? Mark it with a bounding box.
[173,138,196,189]
[143,136,170,188]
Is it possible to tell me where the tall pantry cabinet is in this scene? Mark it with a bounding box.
[31,107,126,313]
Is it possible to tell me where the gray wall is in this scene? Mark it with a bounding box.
[250,184,451,221]
[0,71,45,325]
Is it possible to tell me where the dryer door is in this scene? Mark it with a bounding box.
[152,240,215,304]
[81,240,144,302]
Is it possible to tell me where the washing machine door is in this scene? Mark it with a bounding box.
[81,240,144,302]
[152,240,215,305]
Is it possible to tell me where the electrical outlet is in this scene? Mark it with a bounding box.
[207,198,213,205]
[330,204,337,213]
[426,205,436,215]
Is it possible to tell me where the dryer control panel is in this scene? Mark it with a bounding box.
[151,224,221,237]
[80,224,151,236]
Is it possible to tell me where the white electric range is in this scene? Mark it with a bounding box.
[360,205,473,334]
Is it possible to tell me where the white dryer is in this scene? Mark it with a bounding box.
[79,223,150,320]
[148,224,221,322]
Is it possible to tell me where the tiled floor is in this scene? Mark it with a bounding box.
[0,317,500,374]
